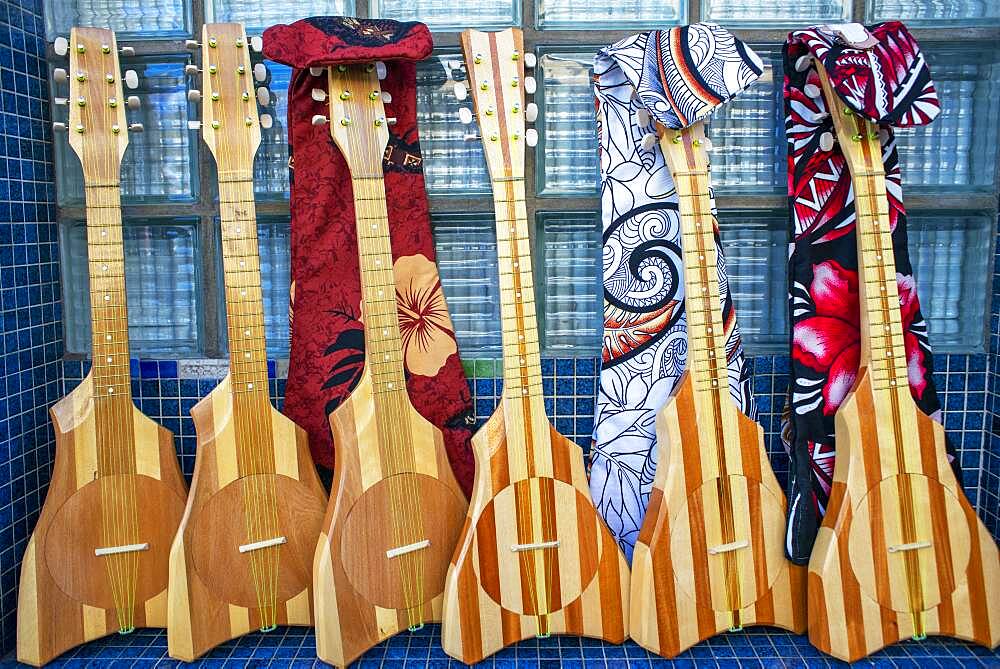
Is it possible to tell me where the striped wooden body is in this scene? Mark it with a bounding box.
[806,61,1000,661]
[312,61,468,667]
[629,123,805,657]
[18,377,187,666]
[441,27,629,664]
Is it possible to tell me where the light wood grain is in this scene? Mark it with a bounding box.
[166,24,327,661]
[440,28,629,665]
[312,61,469,668]
[805,61,1000,661]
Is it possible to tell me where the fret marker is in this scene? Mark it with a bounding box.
[107,387,114,394]
[375,259,381,266]
[241,289,247,296]
[709,351,715,358]
[245,352,251,359]
[106,335,112,341]
[378,289,384,297]
[101,230,107,236]
[513,262,519,268]
[387,383,394,389]
[522,388,528,395]
[239,261,245,267]
[712,380,718,387]
[515,292,521,298]
[104,294,110,301]
[707,327,713,333]
[372,223,378,230]
[519,335,524,341]
[383,329,389,336]
[235,227,241,233]
[247,383,254,390]
[244,329,251,336]
[890,379,897,386]
[520,358,525,364]
[699,254,705,261]
[384,354,389,360]
[101,264,108,271]
[106,356,112,363]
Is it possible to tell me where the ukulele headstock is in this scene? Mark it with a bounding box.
[657,121,711,177]
[323,63,390,179]
[815,60,883,177]
[458,28,537,182]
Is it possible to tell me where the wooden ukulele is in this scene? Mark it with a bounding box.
[166,23,327,661]
[17,27,188,666]
[440,28,629,664]
[308,63,469,667]
[807,61,1000,661]
[629,121,806,657]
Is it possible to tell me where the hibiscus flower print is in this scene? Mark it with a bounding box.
[393,253,457,377]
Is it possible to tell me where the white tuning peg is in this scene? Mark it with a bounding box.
[253,63,267,83]
[386,117,397,125]
[123,70,139,89]
[463,133,479,142]
[187,89,202,103]
[636,108,650,127]
[250,36,264,53]
[309,66,325,77]
[187,120,202,130]
[640,132,658,151]
[523,52,537,69]
[453,81,467,101]
[803,83,821,99]
[525,129,538,147]
[52,121,68,132]
[446,59,462,71]
[458,108,474,125]
[375,61,387,80]
[381,91,392,104]
[698,136,714,152]
[260,113,273,129]
[126,95,141,110]
[525,102,538,123]
[878,127,890,144]
[524,76,536,95]
[53,96,67,106]
[53,68,68,85]
[795,55,811,72]
[120,46,135,57]
[311,88,327,102]
[311,114,329,126]
[256,87,270,106]
[184,39,200,51]
[819,131,834,151]
[54,36,69,56]
[128,122,144,133]
[184,64,199,77]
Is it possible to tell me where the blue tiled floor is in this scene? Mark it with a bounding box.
[2,625,998,668]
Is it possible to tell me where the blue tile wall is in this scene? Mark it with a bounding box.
[982,216,1000,539]
[0,0,60,657]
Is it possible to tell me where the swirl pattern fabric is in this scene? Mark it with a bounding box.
[591,24,761,561]
[780,21,957,564]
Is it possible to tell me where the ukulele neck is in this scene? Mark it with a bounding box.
[493,176,544,405]
[218,170,271,406]
[86,180,134,406]
[352,175,408,396]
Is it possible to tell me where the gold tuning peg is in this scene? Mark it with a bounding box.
[126,95,141,110]
[123,69,139,89]
[53,36,68,56]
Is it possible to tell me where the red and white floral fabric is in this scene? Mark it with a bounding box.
[781,21,958,563]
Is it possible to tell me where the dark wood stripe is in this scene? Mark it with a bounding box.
[737,415,762,481]
[927,474,956,606]
[867,484,892,614]
[650,505,680,655]
[836,505,867,659]
[962,503,991,644]
[917,410,940,479]
[456,552,483,661]
[596,531,625,642]
[747,480,773,618]
[550,426,572,485]
[500,607,520,647]
[807,570,831,653]
[857,378,883,492]
[511,481,536,614]
[541,477,563,612]
[676,379,703,496]
[476,498,501,611]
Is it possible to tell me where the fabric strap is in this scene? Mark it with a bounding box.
[781,21,957,564]
[263,17,475,495]
[591,23,762,561]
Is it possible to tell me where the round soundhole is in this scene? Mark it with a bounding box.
[339,473,467,610]
[668,475,786,613]
[471,477,604,616]
[44,474,186,610]
[190,474,326,610]
[848,474,971,613]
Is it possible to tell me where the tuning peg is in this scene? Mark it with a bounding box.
[458,108,474,125]
[184,64,199,77]
[819,131,834,151]
[256,87,271,106]
[250,35,264,53]
[636,108,650,127]
[375,61,387,80]
[53,96,67,106]
[463,133,479,142]
[119,46,135,57]
[523,52,537,69]
[803,83,821,99]
[696,136,713,152]
[525,129,538,147]
[309,66,325,77]
[128,122,144,133]
[126,95,141,110]
[184,39,200,51]
[795,55,811,72]
[253,63,267,83]
[187,89,202,103]
[311,114,329,126]
[53,67,69,85]
[187,120,202,130]
[640,132,657,151]
[54,36,69,56]
[524,102,538,123]
[310,88,327,102]
[381,91,392,104]
[52,121,68,133]
[123,70,139,90]
[453,82,467,101]
[524,76,536,95]
[446,59,463,71]
[386,117,397,126]
[260,113,273,129]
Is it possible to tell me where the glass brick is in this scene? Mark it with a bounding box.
[537,52,599,196]
[45,0,190,41]
[55,57,197,205]
[432,214,502,356]
[870,0,1000,25]
[417,54,490,195]
[704,0,850,25]
[538,212,602,355]
[894,45,1000,191]
[62,219,201,356]
[908,212,992,352]
[373,0,518,30]
[537,0,683,29]
[255,63,291,198]
[257,220,291,356]
[207,0,354,33]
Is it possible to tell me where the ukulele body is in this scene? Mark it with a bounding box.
[630,372,806,657]
[17,374,187,666]
[809,368,1000,661]
[441,399,630,664]
[314,367,468,666]
[167,376,327,661]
